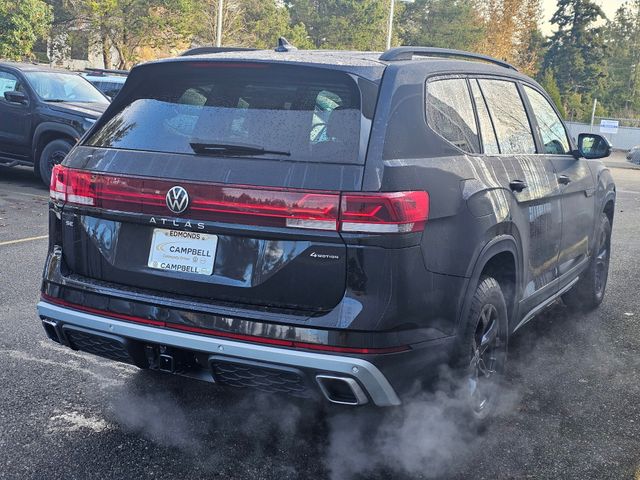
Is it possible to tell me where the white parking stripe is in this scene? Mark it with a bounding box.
[0,189,49,200]
[618,189,640,194]
[0,235,48,247]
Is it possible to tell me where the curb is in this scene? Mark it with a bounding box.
[604,162,640,171]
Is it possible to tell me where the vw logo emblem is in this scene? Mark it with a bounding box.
[166,186,190,214]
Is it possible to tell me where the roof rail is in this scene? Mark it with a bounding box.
[180,46,258,57]
[379,47,518,71]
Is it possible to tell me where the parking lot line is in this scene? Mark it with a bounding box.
[0,189,49,200]
[0,235,48,247]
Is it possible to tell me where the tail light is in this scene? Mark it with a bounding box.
[340,191,428,233]
[50,166,429,233]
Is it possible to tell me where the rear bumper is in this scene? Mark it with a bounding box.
[37,301,402,406]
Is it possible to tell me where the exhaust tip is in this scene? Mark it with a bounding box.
[159,354,175,372]
[42,318,62,344]
[316,375,368,406]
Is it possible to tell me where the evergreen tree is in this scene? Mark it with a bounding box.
[397,0,485,51]
[543,0,607,120]
[601,2,640,117]
[538,69,566,117]
[287,0,388,50]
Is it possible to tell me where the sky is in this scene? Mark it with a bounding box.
[541,0,626,34]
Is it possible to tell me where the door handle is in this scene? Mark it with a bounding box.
[557,174,572,185]
[509,180,528,192]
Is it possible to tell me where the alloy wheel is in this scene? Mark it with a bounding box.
[467,303,502,418]
[594,226,610,297]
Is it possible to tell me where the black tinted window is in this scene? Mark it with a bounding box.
[86,64,363,164]
[479,79,536,154]
[426,79,479,153]
[524,85,570,154]
[470,80,500,154]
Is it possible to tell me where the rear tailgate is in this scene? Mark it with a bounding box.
[56,153,363,312]
[54,61,377,313]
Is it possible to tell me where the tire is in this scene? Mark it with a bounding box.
[37,138,73,186]
[456,276,509,422]
[562,212,612,311]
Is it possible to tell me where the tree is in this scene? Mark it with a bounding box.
[60,0,196,69]
[288,0,388,50]
[601,2,640,117]
[0,0,52,60]
[538,69,566,117]
[190,0,313,50]
[397,0,485,51]
[474,0,543,74]
[543,0,607,120]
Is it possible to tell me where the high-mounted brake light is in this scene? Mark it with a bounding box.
[50,166,429,234]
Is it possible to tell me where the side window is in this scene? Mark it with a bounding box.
[426,78,480,153]
[524,85,571,155]
[478,79,536,155]
[470,80,500,154]
[0,71,19,100]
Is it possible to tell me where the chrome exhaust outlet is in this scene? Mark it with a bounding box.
[158,353,175,372]
[316,375,369,406]
[41,318,62,344]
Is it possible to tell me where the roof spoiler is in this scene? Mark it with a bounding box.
[379,47,518,71]
[180,46,258,57]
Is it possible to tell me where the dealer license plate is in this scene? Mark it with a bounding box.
[147,228,217,275]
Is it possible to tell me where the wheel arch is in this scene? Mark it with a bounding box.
[457,235,523,336]
[32,123,79,165]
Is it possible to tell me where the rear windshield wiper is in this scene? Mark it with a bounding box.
[44,99,68,102]
[189,142,291,157]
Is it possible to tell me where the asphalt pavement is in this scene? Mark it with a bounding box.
[1,163,639,480]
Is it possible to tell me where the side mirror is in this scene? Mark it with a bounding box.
[3,90,28,105]
[577,133,611,159]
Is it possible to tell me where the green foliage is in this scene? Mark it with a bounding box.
[599,2,640,117]
[235,0,313,49]
[286,22,315,50]
[397,0,485,51]
[70,0,197,68]
[538,69,566,117]
[543,0,607,120]
[32,0,640,120]
[0,0,52,60]
[288,0,388,50]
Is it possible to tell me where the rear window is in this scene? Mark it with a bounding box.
[86,63,365,164]
[426,78,480,153]
[477,79,536,155]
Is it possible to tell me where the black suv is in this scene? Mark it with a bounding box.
[37,47,615,418]
[0,62,109,184]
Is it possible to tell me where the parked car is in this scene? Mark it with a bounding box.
[0,61,109,184]
[627,145,640,164]
[80,68,127,99]
[38,45,615,420]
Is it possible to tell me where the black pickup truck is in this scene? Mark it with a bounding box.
[0,61,109,184]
